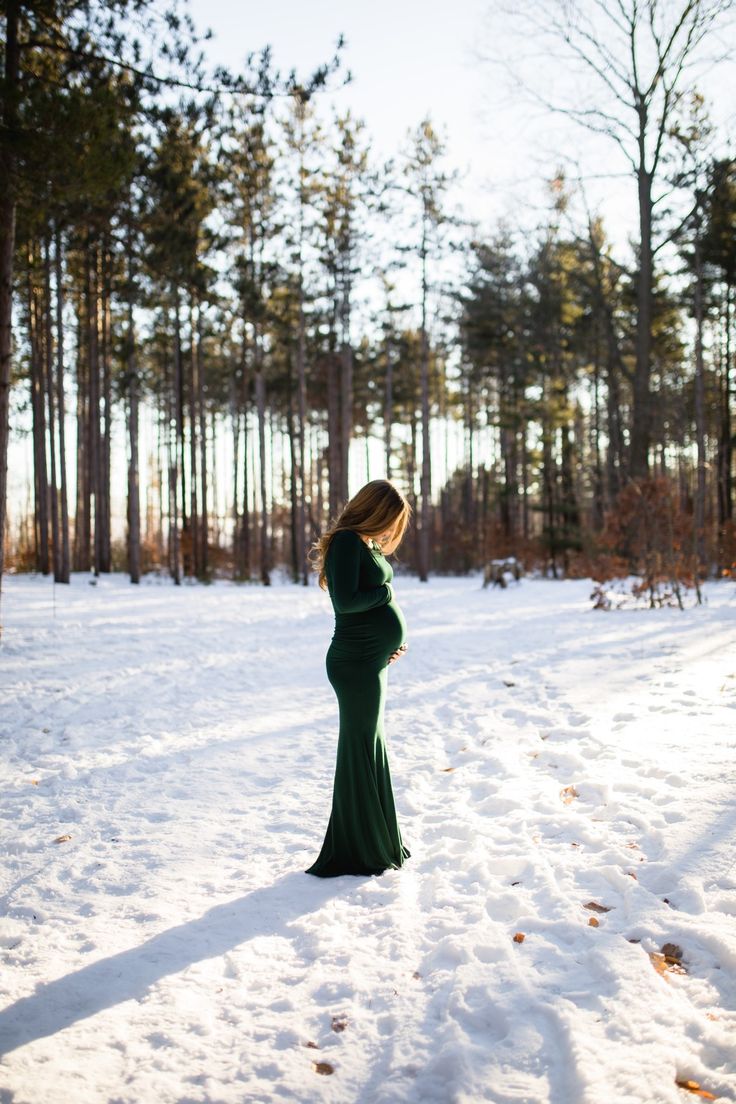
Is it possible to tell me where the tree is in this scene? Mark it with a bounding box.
[401,118,454,581]
[491,0,735,479]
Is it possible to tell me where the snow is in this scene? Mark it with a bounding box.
[1,571,735,1104]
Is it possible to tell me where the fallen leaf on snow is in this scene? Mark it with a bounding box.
[513,932,525,943]
[412,971,422,980]
[305,1041,320,1050]
[312,1061,334,1076]
[53,835,72,844]
[331,1015,348,1033]
[560,785,579,804]
[441,767,456,773]
[649,949,687,978]
[584,901,612,913]
[588,917,599,927]
[675,1079,717,1099]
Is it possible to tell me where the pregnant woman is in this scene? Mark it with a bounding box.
[306,480,412,878]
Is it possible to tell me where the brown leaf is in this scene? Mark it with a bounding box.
[705,1013,719,1022]
[305,1041,320,1050]
[312,1061,334,1076]
[625,871,638,880]
[662,942,683,962]
[513,932,525,943]
[503,680,516,687]
[584,901,612,913]
[441,767,456,772]
[561,785,579,804]
[53,834,72,844]
[331,1015,348,1033]
[675,1079,716,1099]
[571,842,580,848]
[649,951,686,978]
[588,917,599,927]
[29,779,39,786]
[412,971,422,980]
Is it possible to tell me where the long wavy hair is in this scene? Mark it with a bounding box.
[310,480,412,590]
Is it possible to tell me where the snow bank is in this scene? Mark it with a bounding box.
[1,573,734,1103]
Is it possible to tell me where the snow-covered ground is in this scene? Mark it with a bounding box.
[1,571,735,1104]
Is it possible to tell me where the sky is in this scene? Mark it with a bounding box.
[185,0,736,255]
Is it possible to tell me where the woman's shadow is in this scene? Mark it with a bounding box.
[0,871,346,1056]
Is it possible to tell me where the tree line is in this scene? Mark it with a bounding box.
[1,0,734,614]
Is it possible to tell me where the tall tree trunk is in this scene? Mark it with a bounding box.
[559,415,580,571]
[591,348,605,531]
[327,348,341,518]
[0,0,20,610]
[173,287,187,574]
[54,227,70,583]
[384,336,393,478]
[606,356,625,503]
[541,381,557,578]
[86,241,101,577]
[197,304,208,578]
[693,223,707,568]
[125,261,141,584]
[43,238,60,579]
[241,404,252,579]
[230,377,240,577]
[99,242,112,572]
[167,305,181,585]
[630,164,654,479]
[255,334,270,586]
[188,299,200,577]
[418,221,431,582]
[521,425,530,541]
[339,290,353,505]
[29,252,49,573]
[717,281,732,528]
[463,376,474,530]
[73,304,90,571]
[295,287,308,584]
[286,379,299,582]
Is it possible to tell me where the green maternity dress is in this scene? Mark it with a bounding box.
[305,528,411,878]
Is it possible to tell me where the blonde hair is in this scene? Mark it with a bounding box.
[310,480,412,590]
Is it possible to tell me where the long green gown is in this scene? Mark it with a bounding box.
[305,528,411,878]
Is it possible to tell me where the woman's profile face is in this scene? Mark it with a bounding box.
[372,515,403,556]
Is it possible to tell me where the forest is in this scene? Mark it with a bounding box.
[1,0,735,598]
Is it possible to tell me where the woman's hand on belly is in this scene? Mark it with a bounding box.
[387,642,408,665]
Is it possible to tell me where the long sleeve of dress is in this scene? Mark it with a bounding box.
[327,529,393,614]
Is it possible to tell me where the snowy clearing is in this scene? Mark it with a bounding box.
[1,573,735,1104]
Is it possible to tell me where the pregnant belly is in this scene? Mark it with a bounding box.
[330,600,407,665]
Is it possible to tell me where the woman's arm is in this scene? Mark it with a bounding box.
[327,529,393,613]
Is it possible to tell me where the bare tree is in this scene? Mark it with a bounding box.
[488,0,734,479]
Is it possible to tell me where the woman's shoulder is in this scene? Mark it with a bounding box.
[330,528,362,544]
[327,529,364,567]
